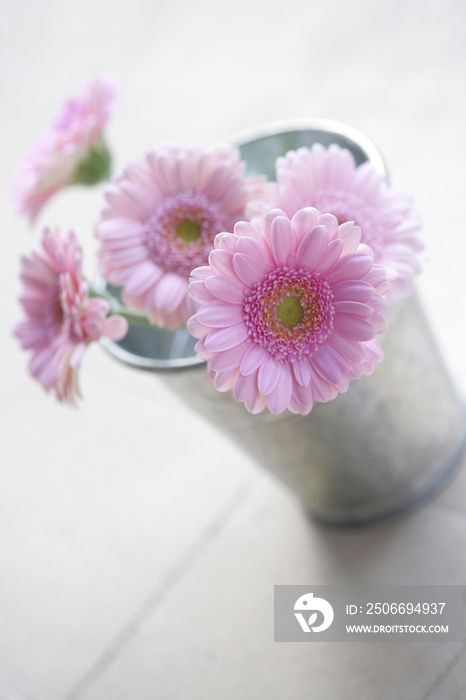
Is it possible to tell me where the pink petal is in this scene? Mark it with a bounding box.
[338,222,362,254]
[188,280,216,304]
[209,340,249,372]
[287,252,298,270]
[259,209,285,243]
[15,324,48,349]
[204,323,249,352]
[185,293,201,319]
[240,342,268,376]
[152,273,187,312]
[323,341,352,373]
[187,315,209,339]
[354,161,383,198]
[371,311,388,332]
[257,354,282,395]
[276,184,303,218]
[357,243,374,258]
[103,315,129,340]
[331,280,374,302]
[176,154,195,190]
[292,357,312,386]
[214,232,237,253]
[205,275,247,303]
[29,346,55,377]
[233,371,259,402]
[206,162,237,198]
[85,297,109,317]
[317,213,339,238]
[360,361,375,377]
[125,261,163,296]
[269,216,296,266]
[291,208,319,242]
[81,318,104,340]
[314,238,344,274]
[233,221,260,239]
[296,225,329,271]
[266,364,293,414]
[233,253,264,287]
[194,339,213,360]
[196,300,244,328]
[361,339,384,364]
[310,346,344,384]
[157,152,178,194]
[208,249,235,276]
[104,246,149,265]
[368,293,385,312]
[119,180,155,214]
[333,313,377,341]
[244,392,268,414]
[327,331,366,362]
[214,368,239,392]
[346,363,364,380]
[311,371,338,403]
[69,342,86,369]
[219,185,248,214]
[235,236,273,272]
[190,265,213,281]
[374,277,391,297]
[333,301,374,318]
[291,378,314,412]
[23,253,57,284]
[362,265,389,290]
[288,396,311,415]
[326,253,373,285]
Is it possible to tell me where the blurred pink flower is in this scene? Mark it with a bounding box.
[96,144,265,329]
[252,144,422,301]
[188,208,388,415]
[14,227,128,404]
[14,76,117,223]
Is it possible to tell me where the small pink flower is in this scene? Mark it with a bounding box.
[252,144,422,301]
[188,208,388,415]
[96,143,265,329]
[14,227,128,404]
[14,76,117,223]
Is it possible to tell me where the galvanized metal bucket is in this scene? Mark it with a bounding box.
[100,120,466,527]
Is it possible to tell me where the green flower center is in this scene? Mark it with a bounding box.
[276,295,304,329]
[243,267,335,362]
[175,219,202,243]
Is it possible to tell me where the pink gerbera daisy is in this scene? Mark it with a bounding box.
[14,227,128,404]
[96,143,265,329]
[14,76,117,223]
[187,208,388,415]
[252,144,422,301]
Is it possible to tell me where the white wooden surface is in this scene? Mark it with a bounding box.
[2,1,466,697]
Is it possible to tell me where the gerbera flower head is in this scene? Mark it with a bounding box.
[187,207,389,415]
[96,143,266,329]
[252,144,422,301]
[14,227,128,405]
[14,75,117,223]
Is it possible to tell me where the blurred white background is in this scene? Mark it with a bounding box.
[2,1,466,698]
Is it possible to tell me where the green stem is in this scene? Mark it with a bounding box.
[88,283,152,327]
[73,137,112,185]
